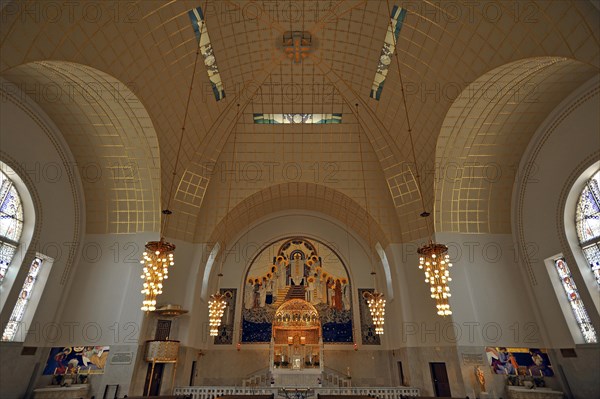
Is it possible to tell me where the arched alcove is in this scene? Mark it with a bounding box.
[3,61,161,234]
[435,57,597,234]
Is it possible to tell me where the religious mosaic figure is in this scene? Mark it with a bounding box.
[306,276,314,302]
[253,278,261,308]
[327,278,335,305]
[277,261,287,289]
[312,273,322,305]
[342,280,351,310]
[245,279,254,310]
[291,252,304,285]
[271,266,280,299]
[259,278,267,307]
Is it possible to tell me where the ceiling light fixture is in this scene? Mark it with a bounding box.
[386,1,453,316]
[208,104,240,336]
[140,8,206,312]
[356,104,386,334]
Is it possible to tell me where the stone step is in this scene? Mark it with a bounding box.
[272,287,291,307]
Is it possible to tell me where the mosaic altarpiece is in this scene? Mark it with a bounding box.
[241,238,353,343]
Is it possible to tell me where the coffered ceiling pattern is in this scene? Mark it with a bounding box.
[1,1,598,246]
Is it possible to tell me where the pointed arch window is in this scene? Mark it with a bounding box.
[575,170,600,286]
[0,170,24,283]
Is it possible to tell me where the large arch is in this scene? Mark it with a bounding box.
[435,57,597,234]
[2,61,161,234]
[206,182,391,253]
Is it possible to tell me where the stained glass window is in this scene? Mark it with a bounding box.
[576,170,600,285]
[0,170,24,283]
[2,257,44,341]
[553,257,597,343]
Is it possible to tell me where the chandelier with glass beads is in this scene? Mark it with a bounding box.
[356,103,386,335]
[140,238,175,312]
[207,102,240,337]
[208,290,232,336]
[418,242,453,316]
[138,8,206,312]
[386,3,453,317]
[363,290,386,334]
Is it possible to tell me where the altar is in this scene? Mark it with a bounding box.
[269,299,324,387]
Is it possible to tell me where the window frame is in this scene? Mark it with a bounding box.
[546,255,597,344]
[575,170,600,287]
[0,169,25,283]
[0,162,36,314]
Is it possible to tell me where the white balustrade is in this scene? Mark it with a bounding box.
[174,386,420,399]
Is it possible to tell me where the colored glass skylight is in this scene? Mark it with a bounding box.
[370,6,407,100]
[253,113,342,124]
[189,6,225,101]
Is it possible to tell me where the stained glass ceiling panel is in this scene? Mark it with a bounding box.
[189,6,225,101]
[370,5,407,100]
[253,113,342,124]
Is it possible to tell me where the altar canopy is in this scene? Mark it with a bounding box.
[272,299,321,370]
[241,238,353,343]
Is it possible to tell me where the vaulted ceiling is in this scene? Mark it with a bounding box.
[1,0,598,248]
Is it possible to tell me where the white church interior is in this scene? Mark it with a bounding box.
[0,1,599,399]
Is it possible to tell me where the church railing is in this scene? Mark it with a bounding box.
[322,367,351,387]
[174,386,420,399]
[242,367,271,387]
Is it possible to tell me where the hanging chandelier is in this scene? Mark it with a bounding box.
[209,289,232,336]
[356,104,386,334]
[385,2,453,317]
[363,289,386,334]
[140,237,175,311]
[418,241,452,316]
[207,103,241,336]
[139,7,205,312]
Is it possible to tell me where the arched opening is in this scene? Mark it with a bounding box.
[3,61,161,234]
[435,57,597,234]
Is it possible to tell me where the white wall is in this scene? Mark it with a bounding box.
[384,234,542,398]
[0,79,85,399]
